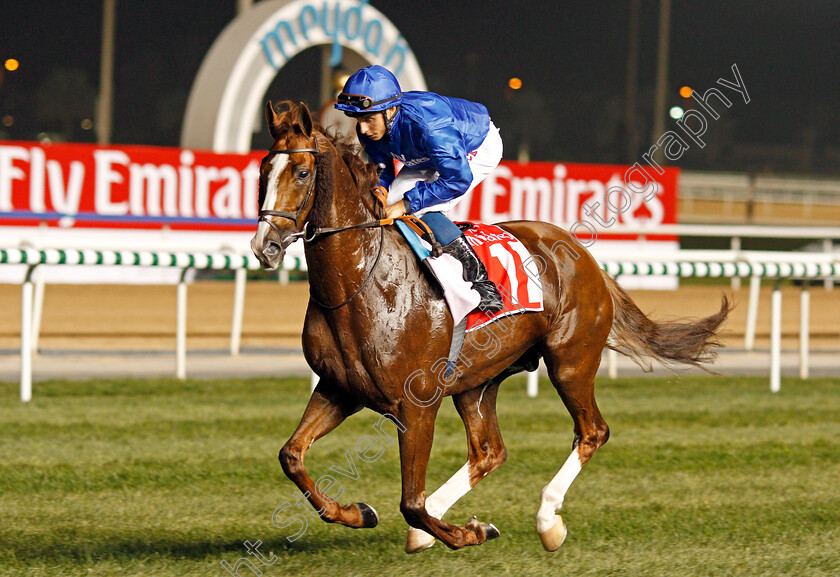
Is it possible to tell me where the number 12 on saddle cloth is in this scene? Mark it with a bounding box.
[395,220,544,331]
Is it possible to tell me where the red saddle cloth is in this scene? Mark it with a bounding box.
[459,222,545,332]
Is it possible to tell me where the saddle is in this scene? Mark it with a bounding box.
[395,220,544,332]
[368,184,543,371]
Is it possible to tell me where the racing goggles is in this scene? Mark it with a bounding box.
[337,92,401,110]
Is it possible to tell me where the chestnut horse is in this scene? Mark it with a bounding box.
[251,101,730,553]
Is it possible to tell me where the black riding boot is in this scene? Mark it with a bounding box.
[442,235,505,313]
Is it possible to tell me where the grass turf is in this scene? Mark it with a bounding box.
[1,375,838,576]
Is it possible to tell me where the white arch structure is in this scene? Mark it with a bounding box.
[181,0,427,153]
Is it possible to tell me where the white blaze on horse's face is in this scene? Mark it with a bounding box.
[251,153,292,270]
[254,153,289,248]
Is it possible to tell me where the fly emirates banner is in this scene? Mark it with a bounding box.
[0,141,678,240]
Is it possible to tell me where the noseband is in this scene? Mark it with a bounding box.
[258,139,320,232]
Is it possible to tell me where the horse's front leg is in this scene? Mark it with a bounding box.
[405,381,505,552]
[397,401,494,551]
[279,379,378,529]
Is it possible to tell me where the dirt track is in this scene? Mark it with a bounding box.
[1,281,838,352]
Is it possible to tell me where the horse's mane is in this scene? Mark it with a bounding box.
[327,131,380,191]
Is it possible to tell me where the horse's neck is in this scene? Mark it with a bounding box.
[329,169,377,228]
[314,150,379,229]
[304,153,382,294]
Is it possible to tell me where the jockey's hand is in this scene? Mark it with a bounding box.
[383,201,407,220]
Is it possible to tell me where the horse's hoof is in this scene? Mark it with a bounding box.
[466,516,501,544]
[405,527,435,554]
[355,502,379,528]
[538,514,567,552]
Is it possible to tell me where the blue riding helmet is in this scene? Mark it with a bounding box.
[334,65,402,116]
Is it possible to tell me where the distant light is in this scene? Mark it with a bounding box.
[669,106,685,119]
[508,77,522,90]
[2,115,13,127]
[679,86,693,98]
[4,59,19,72]
[81,118,94,130]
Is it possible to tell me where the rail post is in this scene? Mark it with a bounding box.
[20,265,37,402]
[730,236,741,290]
[799,285,810,379]
[770,281,782,393]
[230,268,247,356]
[526,367,539,397]
[745,276,761,351]
[31,270,45,355]
[176,268,189,380]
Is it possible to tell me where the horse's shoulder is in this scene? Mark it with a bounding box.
[302,305,343,376]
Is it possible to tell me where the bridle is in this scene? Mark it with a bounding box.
[256,137,387,310]
[258,140,320,233]
[256,135,442,311]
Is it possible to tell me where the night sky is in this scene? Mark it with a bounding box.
[2,1,839,174]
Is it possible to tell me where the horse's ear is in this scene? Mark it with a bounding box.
[298,102,313,138]
[266,101,282,140]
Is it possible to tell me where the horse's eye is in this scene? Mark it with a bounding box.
[298,170,310,180]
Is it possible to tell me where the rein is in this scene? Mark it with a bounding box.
[258,139,442,310]
[309,225,386,311]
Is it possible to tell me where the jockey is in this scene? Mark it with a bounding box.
[335,65,505,312]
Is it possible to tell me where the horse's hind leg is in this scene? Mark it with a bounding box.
[405,380,506,553]
[278,379,378,529]
[536,340,610,551]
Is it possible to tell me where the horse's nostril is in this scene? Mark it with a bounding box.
[263,242,280,259]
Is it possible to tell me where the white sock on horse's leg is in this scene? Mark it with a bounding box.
[426,462,472,518]
[406,462,472,552]
[535,446,583,550]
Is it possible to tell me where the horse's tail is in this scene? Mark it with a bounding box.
[602,271,732,371]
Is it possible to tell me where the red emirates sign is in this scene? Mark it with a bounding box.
[0,142,677,237]
[0,142,263,231]
[449,161,679,240]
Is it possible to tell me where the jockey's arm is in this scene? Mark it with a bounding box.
[378,159,396,189]
[402,121,472,214]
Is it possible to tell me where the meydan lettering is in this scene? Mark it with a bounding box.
[259,0,411,74]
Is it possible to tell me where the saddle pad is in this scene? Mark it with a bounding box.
[460,223,544,332]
